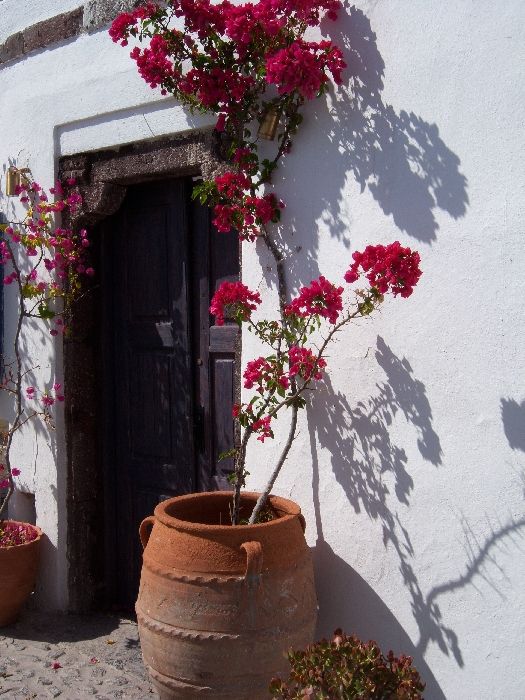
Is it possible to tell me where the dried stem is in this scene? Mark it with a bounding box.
[0,242,26,519]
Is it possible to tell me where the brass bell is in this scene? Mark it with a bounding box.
[5,167,20,197]
[5,167,30,196]
[259,107,280,141]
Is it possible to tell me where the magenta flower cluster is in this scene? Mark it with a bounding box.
[110,0,346,242]
[0,520,39,547]
[0,464,20,490]
[0,172,92,515]
[344,242,422,298]
[209,281,262,326]
[2,178,91,303]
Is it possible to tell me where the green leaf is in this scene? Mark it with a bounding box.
[358,299,374,316]
[218,447,238,461]
[38,303,56,320]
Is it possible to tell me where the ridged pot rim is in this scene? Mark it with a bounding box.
[154,491,301,534]
[0,519,43,550]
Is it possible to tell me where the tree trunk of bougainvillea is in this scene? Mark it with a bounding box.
[136,492,316,699]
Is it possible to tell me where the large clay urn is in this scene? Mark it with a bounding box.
[0,521,43,626]
[136,491,317,699]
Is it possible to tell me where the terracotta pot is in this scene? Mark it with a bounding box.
[0,520,43,626]
[136,491,317,699]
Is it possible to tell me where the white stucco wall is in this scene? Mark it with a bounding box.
[1,2,524,697]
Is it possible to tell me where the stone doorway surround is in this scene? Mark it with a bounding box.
[59,131,227,611]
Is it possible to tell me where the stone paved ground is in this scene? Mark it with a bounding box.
[0,610,155,699]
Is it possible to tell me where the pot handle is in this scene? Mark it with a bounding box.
[139,516,155,550]
[298,513,306,533]
[241,541,263,582]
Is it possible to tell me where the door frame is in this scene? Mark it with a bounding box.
[59,132,235,611]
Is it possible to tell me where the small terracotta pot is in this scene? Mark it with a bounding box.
[136,491,317,699]
[0,520,43,626]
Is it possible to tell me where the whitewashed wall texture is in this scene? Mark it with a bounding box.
[0,1,524,698]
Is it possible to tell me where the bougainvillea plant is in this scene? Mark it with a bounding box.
[110,0,422,525]
[269,629,425,699]
[0,170,91,535]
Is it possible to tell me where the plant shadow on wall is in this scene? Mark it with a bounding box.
[271,3,468,285]
[501,397,525,453]
[309,337,525,699]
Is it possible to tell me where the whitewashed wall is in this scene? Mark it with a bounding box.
[1,2,524,698]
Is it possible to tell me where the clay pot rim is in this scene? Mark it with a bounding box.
[0,520,43,550]
[154,491,301,533]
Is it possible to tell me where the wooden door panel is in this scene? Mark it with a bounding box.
[103,177,240,609]
[129,353,172,460]
[127,207,171,318]
[212,355,236,475]
[190,197,240,491]
[108,179,196,608]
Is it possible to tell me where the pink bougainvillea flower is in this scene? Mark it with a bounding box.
[243,356,289,393]
[288,346,326,381]
[11,468,21,477]
[277,0,342,25]
[344,242,422,298]
[215,172,252,199]
[210,281,261,326]
[285,276,343,323]
[109,3,161,46]
[265,39,346,99]
[251,415,273,442]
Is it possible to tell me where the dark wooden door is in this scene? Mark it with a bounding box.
[101,178,239,609]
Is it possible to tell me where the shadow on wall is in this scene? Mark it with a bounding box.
[308,337,525,698]
[501,398,525,452]
[323,3,469,243]
[263,3,469,290]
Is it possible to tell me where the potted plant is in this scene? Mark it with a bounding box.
[0,171,90,625]
[269,629,425,699]
[110,1,422,697]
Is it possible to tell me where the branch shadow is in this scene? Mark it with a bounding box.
[336,4,469,240]
[307,336,444,695]
[259,3,469,294]
[307,336,525,698]
[501,397,525,452]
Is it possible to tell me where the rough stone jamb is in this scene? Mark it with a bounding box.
[59,130,225,611]
[0,1,141,67]
[82,0,143,33]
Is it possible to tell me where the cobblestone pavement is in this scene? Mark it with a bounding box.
[0,610,155,699]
